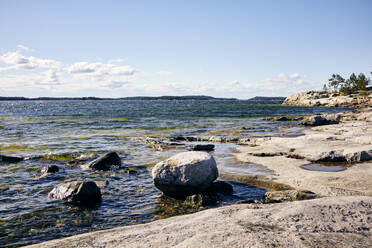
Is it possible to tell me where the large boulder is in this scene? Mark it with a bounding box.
[152,151,218,198]
[48,181,101,206]
[82,152,121,170]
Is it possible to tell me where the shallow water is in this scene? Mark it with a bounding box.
[0,100,349,247]
[301,163,346,172]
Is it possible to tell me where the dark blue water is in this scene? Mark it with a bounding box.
[0,100,349,247]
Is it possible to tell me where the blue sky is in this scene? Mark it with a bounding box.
[0,0,371,98]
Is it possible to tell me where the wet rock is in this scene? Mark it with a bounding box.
[192,144,215,152]
[0,154,23,163]
[234,199,261,204]
[263,190,317,203]
[41,164,59,174]
[67,158,90,166]
[152,151,218,198]
[82,152,121,170]
[185,194,217,207]
[204,180,233,195]
[264,116,303,122]
[132,137,185,151]
[48,181,101,206]
[95,180,109,189]
[39,165,60,178]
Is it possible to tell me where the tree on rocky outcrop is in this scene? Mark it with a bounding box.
[326,72,371,95]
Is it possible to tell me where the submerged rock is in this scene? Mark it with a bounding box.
[48,181,101,206]
[204,180,233,195]
[0,154,23,163]
[82,152,121,170]
[192,144,215,152]
[185,194,218,207]
[152,151,218,198]
[263,190,317,203]
[265,116,303,122]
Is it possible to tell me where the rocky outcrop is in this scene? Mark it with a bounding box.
[264,116,303,122]
[25,196,372,248]
[300,114,340,126]
[283,90,372,108]
[81,152,121,170]
[0,154,23,163]
[152,151,218,198]
[48,181,101,206]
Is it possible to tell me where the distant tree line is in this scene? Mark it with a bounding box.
[323,72,371,95]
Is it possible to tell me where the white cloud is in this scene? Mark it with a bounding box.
[16,44,33,51]
[0,51,61,70]
[39,70,59,85]
[108,58,127,64]
[67,62,136,76]
[0,46,322,98]
[0,47,141,95]
[156,71,173,77]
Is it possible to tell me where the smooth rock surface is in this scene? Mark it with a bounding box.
[26,196,372,248]
[236,112,372,197]
[152,151,218,198]
[48,181,101,206]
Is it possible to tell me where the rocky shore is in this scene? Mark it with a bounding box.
[24,97,372,247]
[283,90,372,108]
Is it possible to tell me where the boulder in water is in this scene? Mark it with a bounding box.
[0,154,23,163]
[152,151,218,198]
[41,164,59,174]
[82,152,121,170]
[49,181,101,206]
[192,144,215,152]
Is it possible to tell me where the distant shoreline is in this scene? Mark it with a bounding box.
[0,95,287,102]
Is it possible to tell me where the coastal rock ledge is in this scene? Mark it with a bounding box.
[152,151,218,198]
[26,196,372,248]
[283,90,372,108]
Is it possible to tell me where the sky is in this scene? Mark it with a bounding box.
[0,0,371,99]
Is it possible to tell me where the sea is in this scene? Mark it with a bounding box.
[0,99,349,247]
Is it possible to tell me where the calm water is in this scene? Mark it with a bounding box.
[0,100,348,247]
